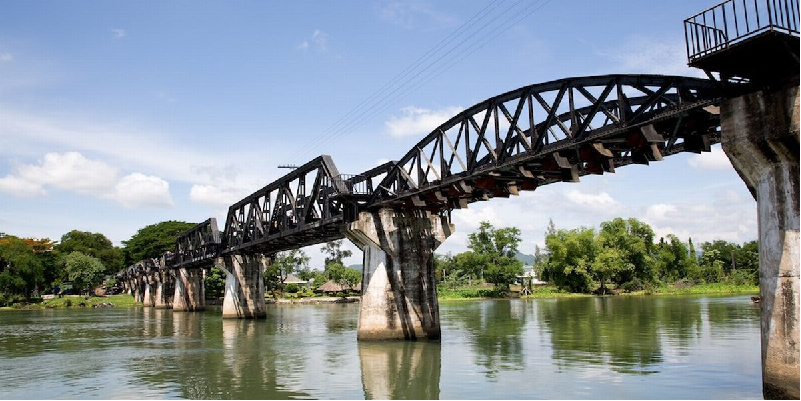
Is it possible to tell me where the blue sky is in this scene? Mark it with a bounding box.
[0,0,756,269]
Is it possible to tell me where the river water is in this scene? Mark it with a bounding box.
[0,295,761,399]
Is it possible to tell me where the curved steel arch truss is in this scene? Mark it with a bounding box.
[368,74,723,211]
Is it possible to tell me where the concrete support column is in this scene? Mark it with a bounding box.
[142,275,156,307]
[172,268,205,312]
[344,209,453,341]
[721,84,799,400]
[154,271,174,309]
[220,254,267,319]
[133,277,144,303]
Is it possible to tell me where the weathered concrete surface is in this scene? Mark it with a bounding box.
[142,275,156,307]
[345,209,453,341]
[172,267,205,312]
[721,84,800,400]
[133,277,144,303]
[154,270,174,309]
[220,254,267,319]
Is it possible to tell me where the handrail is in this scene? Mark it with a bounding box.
[685,0,799,61]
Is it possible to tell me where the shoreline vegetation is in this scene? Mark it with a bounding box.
[1,218,760,310]
[1,283,758,310]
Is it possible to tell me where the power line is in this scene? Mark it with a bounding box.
[283,0,509,163]
[300,0,549,160]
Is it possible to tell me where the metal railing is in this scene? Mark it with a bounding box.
[685,0,800,61]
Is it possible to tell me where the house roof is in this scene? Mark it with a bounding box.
[316,280,361,292]
[284,274,307,284]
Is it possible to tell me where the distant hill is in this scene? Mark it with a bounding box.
[515,251,535,266]
[348,264,363,272]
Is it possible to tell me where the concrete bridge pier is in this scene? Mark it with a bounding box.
[154,270,174,309]
[133,277,144,303]
[142,274,156,307]
[721,83,799,400]
[172,267,205,312]
[345,209,453,341]
[220,253,268,319]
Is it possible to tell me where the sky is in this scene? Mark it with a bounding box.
[0,0,757,270]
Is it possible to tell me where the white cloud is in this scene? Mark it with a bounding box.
[0,151,174,209]
[376,0,456,29]
[112,173,173,209]
[111,28,126,38]
[688,146,733,170]
[189,184,241,208]
[385,106,463,137]
[0,175,45,197]
[0,53,12,62]
[563,189,621,212]
[645,203,678,222]
[597,37,703,77]
[15,151,119,195]
[298,30,328,52]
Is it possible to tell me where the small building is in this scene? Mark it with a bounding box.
[283,274,311,289]
[316,280,361,294]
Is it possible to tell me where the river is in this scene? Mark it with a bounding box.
[0,295,761,399]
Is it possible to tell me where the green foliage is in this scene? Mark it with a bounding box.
[56,230,124,274]
[542,226,596,293]
[598,218,656,287]
[324,261,346,282]
[274,249,310,281]
[321,240,352,266]
[122,221,196,264]
[284,283,300,293]
[340,268,361,289]
[0,235,45,303]
[205,265,226,300]
[60,251,106,295]
[462,221,524,288]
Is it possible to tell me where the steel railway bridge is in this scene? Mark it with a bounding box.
[123,74,723,275]
[120,0,799,396]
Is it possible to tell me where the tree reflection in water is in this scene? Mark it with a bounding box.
[538,296,713,374]
[359,341,441,400]
[445,300,528,379]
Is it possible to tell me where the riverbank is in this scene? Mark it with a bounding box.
[1,283,759,310]
[437,283,759,301]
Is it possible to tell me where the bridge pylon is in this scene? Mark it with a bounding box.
[345,209,453,340]
[685,0,800,397]
[219,253,268,319]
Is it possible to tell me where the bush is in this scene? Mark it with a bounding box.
[285,283,300,293]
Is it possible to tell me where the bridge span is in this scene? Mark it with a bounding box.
[121,72,726,322]
[121,0,799,396]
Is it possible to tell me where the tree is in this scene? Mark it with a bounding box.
[123,221,196,264]
[321,240,352,266]
[205,265,226,300]
[61,251,106,295]
[465,221,524,289]
[654,235,696,283]
[273,249,310,282]
[597,218,656,287]
[0,235,45,303]
[56,230,124,274]
[340,268,361,291]
[542,226,596,293]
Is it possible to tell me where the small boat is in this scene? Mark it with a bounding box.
[750,296,761,303]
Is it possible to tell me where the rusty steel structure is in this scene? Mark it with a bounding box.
[121,73,728,279]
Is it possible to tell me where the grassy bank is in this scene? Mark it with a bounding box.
[438,283,758,301]
[0,294,139,310]
[623,283,759,296]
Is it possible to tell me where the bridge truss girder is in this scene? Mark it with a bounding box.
[367,74,723,211]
